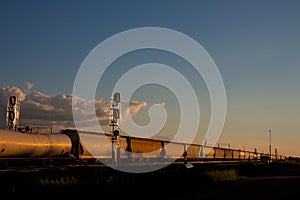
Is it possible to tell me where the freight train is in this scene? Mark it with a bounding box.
[0,126,286,165]
[0,95,286,168]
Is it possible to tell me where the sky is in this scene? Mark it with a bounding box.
[0,0,299,157]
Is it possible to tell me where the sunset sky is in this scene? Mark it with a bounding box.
[0,0,299,157]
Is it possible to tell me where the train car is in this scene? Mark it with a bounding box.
[214,147,225,160]
[200,146,215,159]
[233,149,241,159]
[0,128,72,158]
[185,144,201,160]
[224,148,233,159]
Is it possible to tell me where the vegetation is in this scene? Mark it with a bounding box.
[202,169,240,182]
[1,160,299,199]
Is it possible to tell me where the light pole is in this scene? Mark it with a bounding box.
[268,129,272,159]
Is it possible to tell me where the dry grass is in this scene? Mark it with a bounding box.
[203,169,240,182]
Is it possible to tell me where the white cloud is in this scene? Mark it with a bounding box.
[24,81,34,92]
[0,86,148,133]
[121,100,148,119]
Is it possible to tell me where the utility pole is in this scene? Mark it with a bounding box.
[269,129,272,160]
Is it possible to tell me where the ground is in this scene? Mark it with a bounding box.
[0,160,299,199]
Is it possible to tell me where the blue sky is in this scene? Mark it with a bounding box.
[0,0,300,157]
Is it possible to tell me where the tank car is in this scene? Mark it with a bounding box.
[0,127,72,158]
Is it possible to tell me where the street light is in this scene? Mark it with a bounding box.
[268,129,272,159]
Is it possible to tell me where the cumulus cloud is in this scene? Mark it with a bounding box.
[121,100,148,119]
[24,81,34,92]
[0,86,148,133]
[0,86,26,104]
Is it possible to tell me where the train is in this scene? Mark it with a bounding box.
[0,126,286,166]
[0,95,286,169]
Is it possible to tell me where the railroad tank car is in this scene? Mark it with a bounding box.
[0,128,72,158]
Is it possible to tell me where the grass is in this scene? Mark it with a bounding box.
[1,160,299,199]
[202,169,240,182]
[38,176,79,186]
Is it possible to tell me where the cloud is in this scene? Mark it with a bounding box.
[0,86,26,104]
[120,100,148,119]
[0,86,148,133]
[24,81,34,92]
